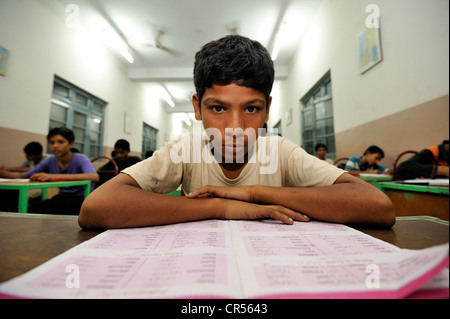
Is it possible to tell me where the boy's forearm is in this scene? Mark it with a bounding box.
[49,173,100,182]
[252,176,395,228]
[0,170,27,179]
[79,175,222,229]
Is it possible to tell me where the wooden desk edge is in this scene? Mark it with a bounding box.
[0,211,79,220]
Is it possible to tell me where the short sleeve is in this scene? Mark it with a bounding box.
[122,139,183,194]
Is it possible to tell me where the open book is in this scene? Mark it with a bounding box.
[400,178,449,186]
[0,220,448,299]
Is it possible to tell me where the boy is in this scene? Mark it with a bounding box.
[397,140,449,179]
[99,139,141,172]
[345,146,390,176]
[2,142,49,172]
[0,127,99,214]
[79,35,394,229]
[314,143,334,164]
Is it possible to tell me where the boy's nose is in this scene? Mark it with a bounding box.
[226,111,244,129]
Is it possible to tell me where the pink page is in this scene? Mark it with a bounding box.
[0,220,447,299]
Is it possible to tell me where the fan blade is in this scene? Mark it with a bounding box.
[158,45,182,57]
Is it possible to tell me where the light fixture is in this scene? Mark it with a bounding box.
[95,20,134,64]
[160,86,175,107]
[271,21,288,61]
[93,118,101,124]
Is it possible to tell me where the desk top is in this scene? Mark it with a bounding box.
[373,181,449,195]
[0,212,448,284]
[0,180,92,189]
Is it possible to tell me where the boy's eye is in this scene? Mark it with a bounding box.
[210,106,224,113]
[246,106,260,113]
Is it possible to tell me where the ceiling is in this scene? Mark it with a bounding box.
[57,0,323,112]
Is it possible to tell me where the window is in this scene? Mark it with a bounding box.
[49,77,106,158]
[273,120,282,136]
[142,123,158,158]
[300,74,336,158]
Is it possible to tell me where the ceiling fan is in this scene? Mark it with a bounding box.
[131,28,182,57]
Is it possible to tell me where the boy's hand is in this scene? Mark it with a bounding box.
[188,185,309,224]
[187,185,255,202]
[220,199,309,225]
[29,173,54,182]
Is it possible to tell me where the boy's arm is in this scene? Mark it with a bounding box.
[0,169,27,179]
[188,173,395,228]
[78,173,309,229]
[29,172,99,182]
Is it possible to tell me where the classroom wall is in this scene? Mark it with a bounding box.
[1,0,448,169]
[0,0,174,166]
[269,0,449,169]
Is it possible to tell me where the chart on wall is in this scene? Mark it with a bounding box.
[0,46,9,76]
[358,27,382,74]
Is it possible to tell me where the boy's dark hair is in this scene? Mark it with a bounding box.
[364,145,385,158]
[193,35,275,105]
[24,142,43,156]
[47,127,75,143]
[314,143,327,152]
[114,139,130,151]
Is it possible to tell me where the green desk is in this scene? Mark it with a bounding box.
[167,189,181,196]
[359,175,393,183]
[374,182,449,221]
[0,181,91,214]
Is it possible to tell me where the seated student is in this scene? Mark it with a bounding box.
[345,146,390,176]
[79,35,394,230]
[99,139,141,172]
[2,142,49,172]
[0,142,50,208]
[397,140,449,179]
[314,143,334,164]
[0,127,99,215]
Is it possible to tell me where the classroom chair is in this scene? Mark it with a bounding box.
[91,156,119,188]
[391,150,418,180]
[334,157,349,169]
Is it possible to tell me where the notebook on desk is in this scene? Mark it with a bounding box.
[400,179,449,186]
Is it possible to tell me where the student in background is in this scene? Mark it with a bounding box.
[100,139,141,172]
[314,143,334,164]
[79,35,394,230]
[0,142,50,208]
[397,140,449,179]
[0,127,99,215]
[2,142,49,172]
[345,146,390,176]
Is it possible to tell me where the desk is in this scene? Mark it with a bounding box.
[0,212,447,284]
[0,180,91,213]
[359,175,393,184]
[374,182,449,221]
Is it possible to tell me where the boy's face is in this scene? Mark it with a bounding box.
[26,154,41,162]
[316,147,327,159]
[192,83,271,162]
[114,148,130,162]
[48,134,73,157]
[366,152,383,165]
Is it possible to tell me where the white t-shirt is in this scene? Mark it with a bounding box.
[123,134,345,195]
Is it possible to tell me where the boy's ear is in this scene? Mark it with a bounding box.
[192,94,202,121]
[264,96,272,122]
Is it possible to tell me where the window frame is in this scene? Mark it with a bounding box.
[142,122,158,159]
[300,74,336,159]
[49,76,106,158]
